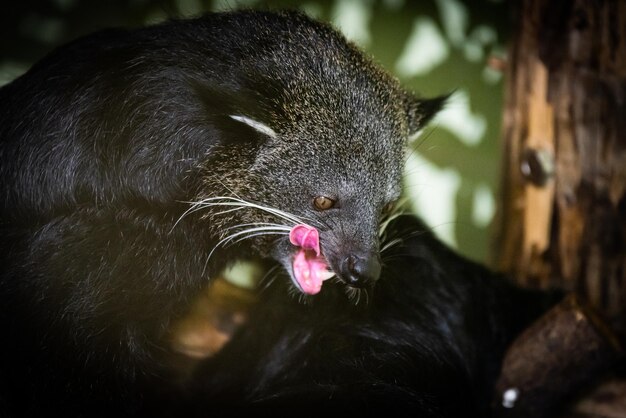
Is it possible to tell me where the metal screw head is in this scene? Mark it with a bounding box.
[520,148,555,187]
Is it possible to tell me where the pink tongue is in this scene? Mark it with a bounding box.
[289,224,330,295]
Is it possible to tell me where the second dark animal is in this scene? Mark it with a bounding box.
[183,214,559,418]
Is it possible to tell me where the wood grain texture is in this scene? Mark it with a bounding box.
[493,1,626,416]
[494,0,626,337]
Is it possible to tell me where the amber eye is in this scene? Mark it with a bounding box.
[313,196,335,211]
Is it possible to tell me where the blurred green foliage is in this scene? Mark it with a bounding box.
[0,0,510,263]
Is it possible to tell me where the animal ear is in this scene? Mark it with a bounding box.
[404,92,450,137]
[228,115,277,139]
[191,80,277,144]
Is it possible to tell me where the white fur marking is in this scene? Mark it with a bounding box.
[230,115,276,138]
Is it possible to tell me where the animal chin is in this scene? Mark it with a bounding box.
[291,248,335,295]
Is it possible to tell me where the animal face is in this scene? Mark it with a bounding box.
[253,104,405,295]
[192,76,440,297]
[176,11,445,297]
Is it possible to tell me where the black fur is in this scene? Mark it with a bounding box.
[0,9,556,418]
[182,214,558,418]
[0,9,440,416]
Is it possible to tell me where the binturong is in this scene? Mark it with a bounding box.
[0,9,445,415]
[182,12,446,295]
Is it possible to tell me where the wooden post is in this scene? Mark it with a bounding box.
[493,0,626,338]
[493,1,626,416]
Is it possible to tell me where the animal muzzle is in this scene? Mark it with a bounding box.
[337,252,382,288]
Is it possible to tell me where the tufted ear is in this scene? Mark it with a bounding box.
[404,92,450,137]
[228,114,276,138]
[191,79,278,145]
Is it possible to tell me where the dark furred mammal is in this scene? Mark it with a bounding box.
[185,214,558,418]
[0,9,445,417]
[0,9,559,418]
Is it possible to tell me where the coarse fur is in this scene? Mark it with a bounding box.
[0,9,448,417]
[179,215,559,418]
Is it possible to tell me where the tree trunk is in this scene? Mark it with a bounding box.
[494,0,626,338]
[493,0,626,416]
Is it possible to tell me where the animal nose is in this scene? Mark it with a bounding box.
[339,253,381,288]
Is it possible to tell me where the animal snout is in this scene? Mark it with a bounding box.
[338,253,381,288]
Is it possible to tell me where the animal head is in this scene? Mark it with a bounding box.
[187,11,445,297]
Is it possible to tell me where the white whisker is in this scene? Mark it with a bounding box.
[172,194,313,234]
[212,206,248,217]
[379,212,402,238]
[195,196,317,226]
[381,238,403,253]
[230,230,289,245]
[220,226,290,246]
[202,225,290,279]
[173,193,311,280]
[224,222,291,232]
[343,286,370,306]
[197,198,300,223]
[259,265,282,293]
[362,288,369,305]
[378,198,408,239]
[171,201,207,231]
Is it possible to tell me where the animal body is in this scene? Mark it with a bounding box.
[185,214,558,418]
[0,9,447,417]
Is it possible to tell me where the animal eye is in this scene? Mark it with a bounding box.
[313,196,335,211]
